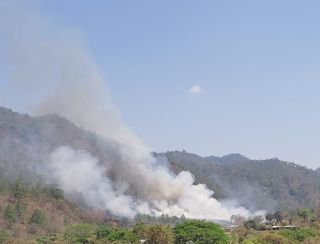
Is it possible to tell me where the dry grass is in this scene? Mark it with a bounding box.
[0,190,91,243]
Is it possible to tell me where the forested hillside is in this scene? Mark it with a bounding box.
[1,105,320,215]
[0,106,116,186]
[160,151,320,212]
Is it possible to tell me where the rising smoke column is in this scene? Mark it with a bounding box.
[0,1,254,220]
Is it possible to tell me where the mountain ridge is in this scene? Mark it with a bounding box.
[159,150,320,212]
[1,106,320,213]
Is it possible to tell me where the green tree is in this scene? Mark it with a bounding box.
[13,180,26,222]
[95,225,139,243]
[64,224,94,244]
[174,220,229,244]
[280,228,316,242]
[43,187,64,200]
[30,209,47,226]
[106,228,139,243]
[48,187,64,200]
[13,180,26,200]
[297,208,314,223]
[95,225,113,239]
[4,205,16,228]
[15,199,26,221]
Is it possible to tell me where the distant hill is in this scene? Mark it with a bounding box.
[0,106,115,185]
[158,151,320,212]
[1,106,320,214]
[315,167,320,175]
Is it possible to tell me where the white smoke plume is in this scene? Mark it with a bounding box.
[0,2,257,220]
[47,146,252,220]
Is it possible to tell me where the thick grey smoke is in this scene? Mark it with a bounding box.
[0,2,259,220]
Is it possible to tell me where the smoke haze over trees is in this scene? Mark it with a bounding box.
[162,151,320,212]
[1,106,320,220]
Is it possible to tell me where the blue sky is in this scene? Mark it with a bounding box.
[1,1,320,168]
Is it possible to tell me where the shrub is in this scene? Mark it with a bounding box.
[242,232,290,244]
[36,235,58,244]
[15,199,26,221]
[64,224,94,244]
[48,188,64,200]
[106,228,139,243]
[144,224,173,244]
[4,204,16,227]
[236,227,254,243]
[95,225,113,239]
[96,225,139,243]
[30,209,48,226]
[133,222,174,244]
[280,227,316,242]
[174,220,229,244]
[297,208,314,222]
[13,180,26,200]
[244,215,264,230]
[0,230,8,244]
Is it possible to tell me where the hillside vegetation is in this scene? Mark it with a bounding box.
[2,106,320,243]
[1,106,320,215]
[0,179,91,243]
[159,150,320,212]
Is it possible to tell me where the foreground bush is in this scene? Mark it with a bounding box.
[96,225,139,243]
[30,209,47,226]
[65,224,94,244]
[242,232,290,244]
[95,225,113,239]
[133,222,174,244]
[36,235,58,244]
[174,220,229,244]
[4,204,16,227]
[145,225,173,244]
[280,227,316,242]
